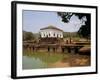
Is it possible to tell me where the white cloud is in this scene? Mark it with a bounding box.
[62,14,87,32]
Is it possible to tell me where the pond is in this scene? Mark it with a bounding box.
[22,49,90,69]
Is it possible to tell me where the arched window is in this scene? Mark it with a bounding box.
[53,33,55,37]
[57,34,59,38]
[59,34,61,38]
[49,33,50,37]
[44,34,45,37]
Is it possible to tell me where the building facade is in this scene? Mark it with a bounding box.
[39,25,63,38]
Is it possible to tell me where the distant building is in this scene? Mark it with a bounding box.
[39,25,63,44]
[39,25,63,38]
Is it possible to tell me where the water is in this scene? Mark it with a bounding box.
[22,50,90,69]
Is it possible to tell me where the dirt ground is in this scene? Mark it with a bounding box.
[48,54,90,68]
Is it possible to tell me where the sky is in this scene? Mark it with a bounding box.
[23,10,87,33]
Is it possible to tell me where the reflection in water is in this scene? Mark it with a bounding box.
[23,56,47,69]
[22,50,90,69]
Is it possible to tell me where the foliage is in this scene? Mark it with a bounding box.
[63,32,79,38]
[57,12,91,38]
[23,31,34,41]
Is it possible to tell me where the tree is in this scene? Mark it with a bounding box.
[57,12,91,38]
[23,31,34,41]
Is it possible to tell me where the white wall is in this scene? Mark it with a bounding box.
[40,29,63,38]
[0,0,99,80]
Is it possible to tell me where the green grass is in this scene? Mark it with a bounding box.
[23,50,69,63]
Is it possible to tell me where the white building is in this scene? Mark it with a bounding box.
[39,25,63,38]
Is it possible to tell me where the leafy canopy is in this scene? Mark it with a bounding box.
[57,12,91,38]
